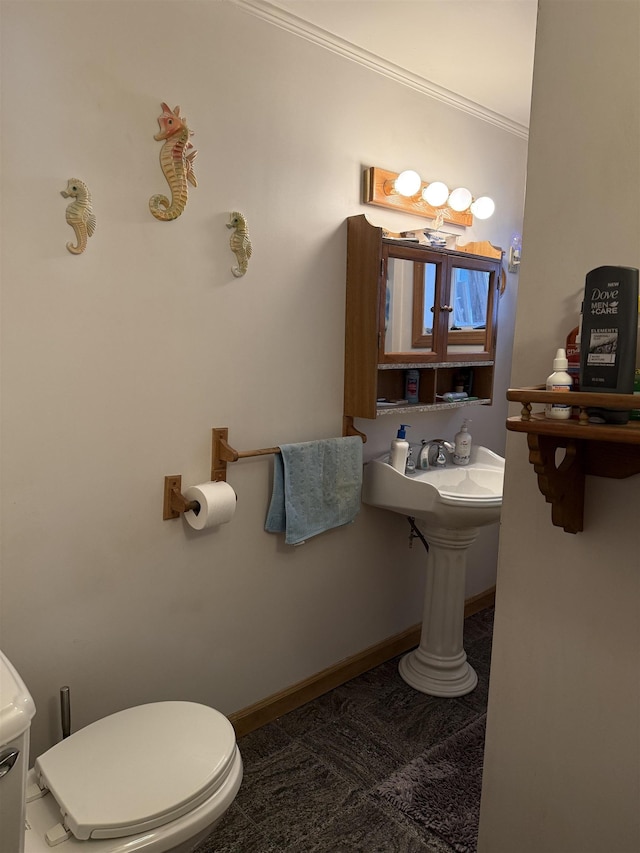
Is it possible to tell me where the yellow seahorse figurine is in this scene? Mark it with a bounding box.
[61,179,96,255]
[149,103,197,221]
[227,211,252,277]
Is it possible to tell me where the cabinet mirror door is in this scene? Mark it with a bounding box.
[380,249,443,363]
[413,254,498,356]
[446,257,497,354]
[383,258,437,356]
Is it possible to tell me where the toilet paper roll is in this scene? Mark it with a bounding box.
[183,481,237,530]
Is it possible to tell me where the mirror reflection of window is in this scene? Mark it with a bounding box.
[450,268,489,330]
[422,264,436,335]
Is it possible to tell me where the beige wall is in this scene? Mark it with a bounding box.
[479,2,640,851]
[0,1,526,759]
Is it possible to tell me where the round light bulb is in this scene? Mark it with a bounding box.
[422,181,449,207]
[448,187,473,212]
[394,170,422,197]
[470,196,495,219]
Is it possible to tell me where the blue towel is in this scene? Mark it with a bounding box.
[265,437,363,545]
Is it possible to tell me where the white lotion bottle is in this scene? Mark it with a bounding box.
[390,424,410,472]
[545,348,572,419]
[453,419,472,466]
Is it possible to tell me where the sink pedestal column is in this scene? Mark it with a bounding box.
[399,525,479,697]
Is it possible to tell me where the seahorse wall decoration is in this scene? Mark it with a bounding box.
[149,103,197,221]
[227,211,252,277]
[61,179,96,255]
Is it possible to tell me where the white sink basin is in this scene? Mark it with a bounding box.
[362,445,505,529]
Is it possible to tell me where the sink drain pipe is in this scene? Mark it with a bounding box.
[407,516,429,552]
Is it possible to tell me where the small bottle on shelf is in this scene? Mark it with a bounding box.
[405,370,419,403]
[545,348,573,420]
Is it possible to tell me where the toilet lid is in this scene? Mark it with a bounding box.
[34,701,238,841]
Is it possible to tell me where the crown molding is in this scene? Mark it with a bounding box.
[228,0,529,140]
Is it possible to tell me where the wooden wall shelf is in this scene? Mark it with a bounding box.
[506,386,640,533]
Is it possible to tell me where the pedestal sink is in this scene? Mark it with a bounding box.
[362,446,504,697]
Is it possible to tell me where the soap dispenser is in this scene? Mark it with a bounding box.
[390,424,410,472]
[453,419,472,466]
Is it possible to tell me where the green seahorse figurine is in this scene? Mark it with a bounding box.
[227,211,252,277]
[61,179,96,254]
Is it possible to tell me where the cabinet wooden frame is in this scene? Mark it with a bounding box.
[344,214,503,420]
[377,238,499,365]
[411,253,499,350]
[420,254,500,348]
[378,244,444,364]
[411,257,438,351]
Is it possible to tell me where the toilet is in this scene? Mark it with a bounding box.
[0,650,242,853]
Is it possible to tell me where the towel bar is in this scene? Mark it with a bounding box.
[211,424,366,483]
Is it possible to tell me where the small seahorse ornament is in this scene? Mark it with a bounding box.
[149,103,197,221]
[61,179,96,254]
[227,211,252,277]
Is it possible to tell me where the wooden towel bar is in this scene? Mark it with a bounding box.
[164,422,367,518]
[212,422,366,483]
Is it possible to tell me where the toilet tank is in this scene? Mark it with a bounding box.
[0,650,36,853]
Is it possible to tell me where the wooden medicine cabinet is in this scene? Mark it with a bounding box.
[344,214,503,420]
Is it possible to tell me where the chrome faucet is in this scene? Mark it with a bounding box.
[418,439,454,469]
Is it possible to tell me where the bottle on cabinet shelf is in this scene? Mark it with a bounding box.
[405,370,419,403]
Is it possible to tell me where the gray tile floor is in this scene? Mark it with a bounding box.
[195,608,493,853]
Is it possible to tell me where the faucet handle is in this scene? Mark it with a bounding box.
[421,438,453,468]
[405,446,416,474]
[419,438,446,469]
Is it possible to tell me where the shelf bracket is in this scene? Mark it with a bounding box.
[507,387,640,533]
[343,416,368,442]
[526,434,585,534]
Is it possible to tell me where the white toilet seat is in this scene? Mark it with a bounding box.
[25,748,242,853]
[34,702,238,844]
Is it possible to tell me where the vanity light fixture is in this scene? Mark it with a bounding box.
[385,169,422,197]
[364,166,495,226]
[470,196,495,220]
[447,186,473,212]
[422,181,449,207]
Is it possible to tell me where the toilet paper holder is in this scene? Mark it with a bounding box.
[163,475,201,520]
[162,427,260,520]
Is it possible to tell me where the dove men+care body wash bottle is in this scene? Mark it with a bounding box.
[579,265,639,424]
